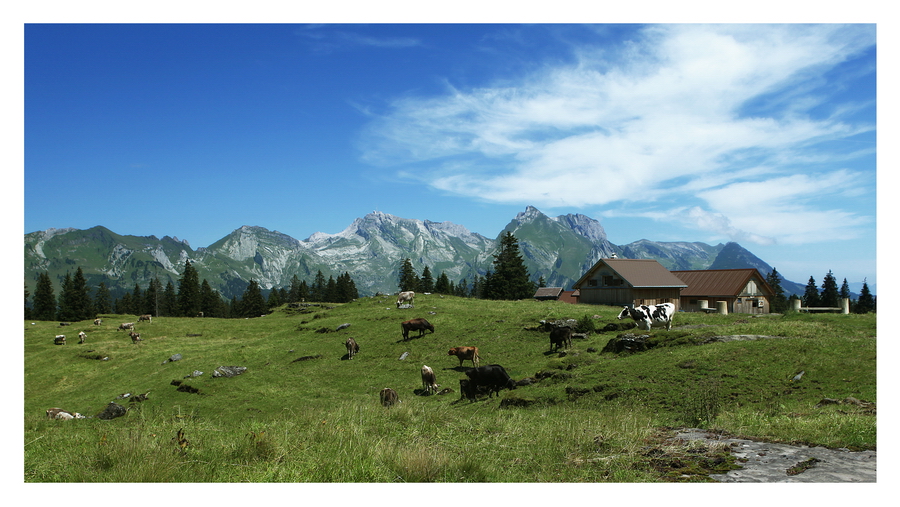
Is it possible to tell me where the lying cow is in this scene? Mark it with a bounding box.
[617,303,675,331]
[462,364,516,401]
[380,387,400,407]
[345,337,359,359]
[54,335,66,345]
[421,365,438,395]
[448,346,480,368]
[138,314,152,323]
[46,407,85,420]
[396,291,415,308]
[401,318,434,341]
[129,331,142,343]
[549,326,573,352]
[78,331,86,344]
[118,322,135,332]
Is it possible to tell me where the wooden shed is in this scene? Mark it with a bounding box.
[572,259,687,310]
[670,269,775,314]
[533,287,564,301]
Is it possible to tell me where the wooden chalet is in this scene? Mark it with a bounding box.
[533,287,564,301]
[670,268,775,314]
[572,259,687,310]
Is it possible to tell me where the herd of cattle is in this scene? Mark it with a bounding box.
[46,291,676,410]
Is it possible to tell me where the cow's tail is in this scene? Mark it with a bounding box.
[474,350,481,367]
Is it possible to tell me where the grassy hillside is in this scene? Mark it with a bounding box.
[24,296,876,482]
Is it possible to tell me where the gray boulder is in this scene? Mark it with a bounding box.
[97,402,127,420]
[212,366,247,378]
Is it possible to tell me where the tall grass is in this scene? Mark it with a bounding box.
[24,296,876,481]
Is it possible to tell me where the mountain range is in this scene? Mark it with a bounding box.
[24,206,808,301]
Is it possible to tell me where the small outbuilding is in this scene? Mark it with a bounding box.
[533,287,564,301]
[572,259,687,310]
[670,268,775,314]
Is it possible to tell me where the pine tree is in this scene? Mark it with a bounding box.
[162,281,178,317]
[144,278,162,317]
[178,260,201,317]
[435,272,451,294]
[199,279,223,317]
[538,275,546,288]
[856,279,875,313]
[312,271,327,302]
[324,276,338,302]
[69,267,93,321]
[267,287,282,309]
[765,268,788,313]
[93,282,112,316]
[456,278,469,297]
[57,273,75,321]
[32,272,56,321]
[419,266,435,293]
[240,280,268,317]
[485,232,535,300]
[803,276,820,307]
[335,272,358,303]
[398,258,418,293]
[840,278,851,300]
[24,281,31,320]
[132,283,143,315]
[288,275,303,303]
[820,270,840,308]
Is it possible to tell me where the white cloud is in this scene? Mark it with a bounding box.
[360,24,875,246]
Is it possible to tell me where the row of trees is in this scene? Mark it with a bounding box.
[398,231,537,300]
[765,268,875,314]
[25,262,360,321]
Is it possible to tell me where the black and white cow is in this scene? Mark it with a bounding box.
[617,303,675,331]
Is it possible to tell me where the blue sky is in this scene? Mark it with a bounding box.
[22,21,878,288]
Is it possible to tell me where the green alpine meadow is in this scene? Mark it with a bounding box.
[24,295,876,482]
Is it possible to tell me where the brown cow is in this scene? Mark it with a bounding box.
[421,365,438,395]
[118,322,134,332]
[549,326,573,352]
[401,318,434,341]
[345,337,359,359]
[448,346,480,368]
[129,331,142,343]
[138,314,152,323]
[54,335,66,345]
[379,387,400,407]
[46,407,85,420]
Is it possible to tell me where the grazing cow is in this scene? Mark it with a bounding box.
[401,318,434,341]
[78,331,86,344]
[138,314,152,324]
[93,318,102,326]
[462,364,517,401]
[448,346,480,368]
[345,337,359,359]
[46,407,85,420]
[54,335,66,345]
[617,303,675,331]
[118,322,135,332]
[379,387,400,407]
[396,291,415,308]
[197,312,204,318]
[129,331,142,343]
[421,365,438,395]
[549,326,573,352]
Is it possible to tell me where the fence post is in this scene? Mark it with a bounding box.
[716,301,728,315]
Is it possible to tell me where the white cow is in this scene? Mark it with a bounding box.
[421,365,438,395]
[617,303,675,331]
[396,291,415,308]
[118,322,135,332]
[78,331,86,344]
[46,407,85,420]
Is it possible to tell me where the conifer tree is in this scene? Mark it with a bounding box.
[398,258,418,292]
[56,273,75,321]
[288,275,303,303]
[199,279,223,317]
[419,266,434,293]
[765,268,788,313]
[324,276,338,302]
[69,267,93,321]
[93,282,112,316]
[162,281,178,317]
[856,279,875,313]
[240,279,268,317]
[132,283,143,315]
[267,287,282,309]
[144,278,162,317]
[485,232,535,300]
[24,282,31,320]
[840,278,851,300]
[32,272,56,321]
[456,278,469,297]
[802,276,820,307]
[312,271,327,302]
[178,260,201,317]
[820,270,840,308]
[435,272,451,294]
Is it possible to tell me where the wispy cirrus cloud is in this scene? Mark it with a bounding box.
[359,24,875,246]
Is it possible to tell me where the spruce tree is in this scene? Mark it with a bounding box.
[93,282,112,316]
[398,258,418,293]
[162,281,178,317]
[267,287,282,309]
[324,276,338,302]
[486,232,535,300]
[765,268,788,313]
[419,266,435,293]
[803,276,820,307]
[144,278,162,317]
[241,280,268,317]
[32,272,56,321]
[199,279,222,317]
[840,278,851,300]
[177,260,201,317]
[312,271,327,302]
[820,270,840,308]
[132,283,143,315]
[57,273,75,321]
[856,279,875,313]
[24,282,31,320]
[69,267,93,321]
[456,278,469,297]
[435,272,451,294]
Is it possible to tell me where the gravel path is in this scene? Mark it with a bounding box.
[674,429,876,482]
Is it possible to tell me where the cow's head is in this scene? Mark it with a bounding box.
[616,307,630,320]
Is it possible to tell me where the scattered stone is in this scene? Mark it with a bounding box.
[602,334,650,353]
[212,366,247,378]
[516,378,534,386]
[336,323,351,331]
[162,353,183,365]
[183,370,204,378]
[115,392,131,400]
[398,352,409,360]
[96,402,127,420]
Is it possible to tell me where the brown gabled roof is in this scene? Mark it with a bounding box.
[574,259,687,289]
[533,287,564,299]
[670,269,773,297]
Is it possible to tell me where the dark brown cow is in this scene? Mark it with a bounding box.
[448,346,480,368]
[421,365,438,395]
[401,318,434,341]
[379,387,400,407]
[345,337,359,359]
[549,326,573,352]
